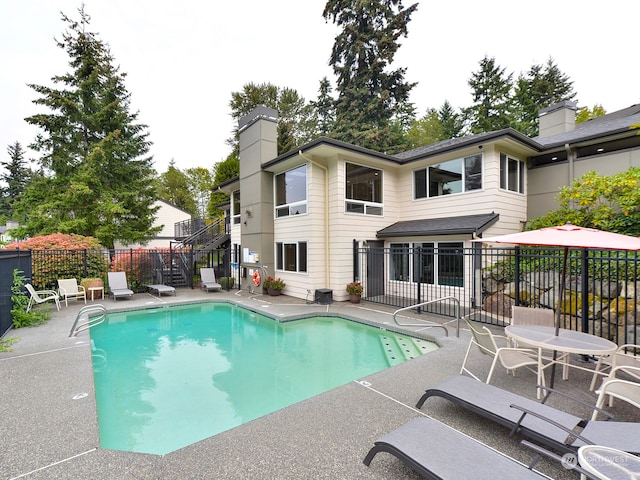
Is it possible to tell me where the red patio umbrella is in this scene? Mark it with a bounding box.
[474,223,640,387]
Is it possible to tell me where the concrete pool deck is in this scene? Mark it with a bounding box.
[1,288,639,479]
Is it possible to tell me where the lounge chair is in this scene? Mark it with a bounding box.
[107,272,134,301]
[363,416,548,479]
[415,375,640,455]
[25,283,61,312]
[146,284,176,297]
[200,268,221,292]
[57,278,87,306]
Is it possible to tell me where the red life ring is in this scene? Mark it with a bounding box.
[252,270,261,286]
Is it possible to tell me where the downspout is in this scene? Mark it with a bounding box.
[299,149,330,288]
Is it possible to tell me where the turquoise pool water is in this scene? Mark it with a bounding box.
[89,302,436,455]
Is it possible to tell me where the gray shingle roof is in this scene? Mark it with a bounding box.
[534,104,640,148]
[376,212,499,238]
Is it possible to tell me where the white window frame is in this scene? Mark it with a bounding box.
[413,154,483,200]
[275,164,308,218]
[275,241,308,273]
[345,162,383,216]
[500,153,525,194]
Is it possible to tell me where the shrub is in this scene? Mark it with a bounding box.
[11,269,50,328]
[219,277,235,289]
[5,233,108,289]
[263,276,285,290]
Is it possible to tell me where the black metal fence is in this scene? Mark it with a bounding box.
[355,244,640,344]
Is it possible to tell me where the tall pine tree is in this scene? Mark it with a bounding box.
[1,142,33,219]
[465,55,514,134]
[17,7,159,248]
[512,57,576,136]
[323,0,418,153]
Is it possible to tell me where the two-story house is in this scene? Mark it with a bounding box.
[217,103,640,302]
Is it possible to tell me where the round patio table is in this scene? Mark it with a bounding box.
[504,325,617,399]
[578,445,640,480]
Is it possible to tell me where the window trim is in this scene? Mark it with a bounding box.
[275,164,308,218]
[344,161,384,216]
[499,153,525,194]
[232,190,241,225]
[413,154,483,200]
[275,241,308,273]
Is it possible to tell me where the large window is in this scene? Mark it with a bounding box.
[232,191,240,225]
[345,162,383,215]
[275,165,307,218]
[389,242,464,286]
[500,153,525,193]
[414,154,482,199]
[276,241,307,273]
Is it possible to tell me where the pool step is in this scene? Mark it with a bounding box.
[380,334,431,366]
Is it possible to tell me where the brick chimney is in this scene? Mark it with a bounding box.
[538,100,577,138]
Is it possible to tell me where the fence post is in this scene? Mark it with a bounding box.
[514,246,521,306]
[581,249,589,333]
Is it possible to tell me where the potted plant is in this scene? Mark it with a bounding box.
[346,281,363,303]
[264,276,285,296]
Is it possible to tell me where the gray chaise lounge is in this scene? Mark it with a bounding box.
[416,375,640,455]
[364,416,548,479]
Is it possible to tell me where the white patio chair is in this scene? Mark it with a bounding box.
[590,344,640,391]
[25,283,61,312]
[592,365,640,419]
[461,317,542,385]
[57,278,87,306]
[511,306,570,379]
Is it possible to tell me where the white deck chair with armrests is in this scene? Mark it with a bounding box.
[57,278,87,306]
[590,344,640,391]
[592,365,640,417]
[461,317,543,386]
[107,272,134,301]
[25,283,61,312]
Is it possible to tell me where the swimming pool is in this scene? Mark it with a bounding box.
[89,302,437,455]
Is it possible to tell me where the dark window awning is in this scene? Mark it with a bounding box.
[376,212,499,238]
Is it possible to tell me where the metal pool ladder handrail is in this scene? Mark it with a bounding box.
[69,304,107,337]
[392,296,460,337]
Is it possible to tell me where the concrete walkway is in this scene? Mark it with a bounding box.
[1,288,638,479]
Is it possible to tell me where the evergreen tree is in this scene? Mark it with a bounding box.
[185,167,213,219]
[438,100,465,139]
[16,7,159,248]
[1,142,32,218]
[307,77,335,138]
[405,109,443,149]
[465,55,514,134]
[323,0,418,153]
[512,58,576,136]
[157,160,197,214]
[228,82,310,156]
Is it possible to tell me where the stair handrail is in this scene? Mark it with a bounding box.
[69,304,107,337]
[392,296,461,337]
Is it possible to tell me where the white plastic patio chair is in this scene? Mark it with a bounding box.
[25,283,61,312]
[461,317,543,385]
[57,278,87,306]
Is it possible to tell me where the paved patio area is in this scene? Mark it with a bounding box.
[1,287,638,479]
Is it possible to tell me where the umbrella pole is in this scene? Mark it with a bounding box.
[549,246,569,390]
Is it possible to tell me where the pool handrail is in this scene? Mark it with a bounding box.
[392,296,460,337]
[69,304,107,337]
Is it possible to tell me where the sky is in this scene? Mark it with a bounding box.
[1,1,639,175]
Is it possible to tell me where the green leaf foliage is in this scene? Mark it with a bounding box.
[11,269,50,328]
